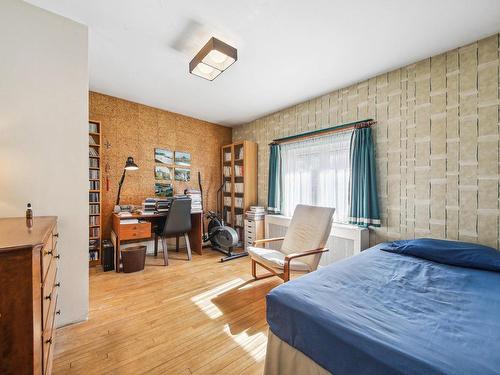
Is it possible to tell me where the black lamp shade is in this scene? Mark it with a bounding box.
[124,156,139,170]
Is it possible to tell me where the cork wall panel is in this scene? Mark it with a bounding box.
[233,34,500,249]
[89,92,232,237]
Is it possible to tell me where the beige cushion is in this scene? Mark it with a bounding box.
[248,246,310,272]
[280,205,335,270]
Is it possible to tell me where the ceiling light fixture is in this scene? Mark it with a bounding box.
[189,37,237,81]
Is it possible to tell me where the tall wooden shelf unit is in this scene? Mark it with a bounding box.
[88,120,102,266]
[221,140,258,241]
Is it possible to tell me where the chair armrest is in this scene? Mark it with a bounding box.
[284,248,329,262]
[252,237,285,247]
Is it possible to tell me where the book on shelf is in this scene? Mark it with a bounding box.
[89,169,99,179]
[89,158,99,168]
[89,192,100,202]
[89,215,100,225]
[89,180,100,190]
[89,122,99,133]
[89,134,98,145]
[224,152,232,162]
[234,182,244,193]
[234,165,244,177]
[223,166,231,177]
[235,214,244,227]
[89,148,99,157]
[89,227,100,237]
[89,250,99,261]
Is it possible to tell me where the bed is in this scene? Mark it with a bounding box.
[265,239,500,375]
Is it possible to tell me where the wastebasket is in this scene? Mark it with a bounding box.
[121,245,146,273]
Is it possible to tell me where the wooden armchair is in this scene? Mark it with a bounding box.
[248,205,335,282]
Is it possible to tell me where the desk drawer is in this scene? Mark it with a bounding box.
[120,222,151,240]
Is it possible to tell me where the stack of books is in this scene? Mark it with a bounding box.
[185,189,202,213]
[142,198,157,214]
[246,206,265,221]
[155,199,170,213]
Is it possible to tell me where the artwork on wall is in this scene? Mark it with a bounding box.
[155,165,173,180]
[175,168,191,182]
[155,182,173,197]
[155,148,174,164]
[175,151,191,166]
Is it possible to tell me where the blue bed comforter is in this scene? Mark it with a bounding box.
[266,242,500,375]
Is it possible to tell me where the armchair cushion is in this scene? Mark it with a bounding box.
[248,246,310,272]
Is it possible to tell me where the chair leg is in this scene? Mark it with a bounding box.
[176,236,179,252]
[252,259,256,278]
[161,236,168,266]
[154,233,158,257]
[184,233,192,261]
[283,266,290,282]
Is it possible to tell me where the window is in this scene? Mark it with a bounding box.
[280,131,352,222]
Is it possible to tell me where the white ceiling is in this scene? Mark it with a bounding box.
[25,0,500,126]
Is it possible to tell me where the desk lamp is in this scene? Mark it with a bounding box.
[116,156,139,205]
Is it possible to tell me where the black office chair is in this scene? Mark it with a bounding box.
[155,198,192,266]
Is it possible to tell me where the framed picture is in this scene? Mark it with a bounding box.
[155,148,174,164]
[155,182,173,197]
[155,165,172,180]
[175,151,191,166]
[174,168,191,182]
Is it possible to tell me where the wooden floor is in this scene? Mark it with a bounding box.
[53,249,281,375]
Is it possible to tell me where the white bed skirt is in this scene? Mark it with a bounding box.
[264,330,332,375]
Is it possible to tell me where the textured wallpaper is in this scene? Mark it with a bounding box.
[89,92,232,238]
[233,34,500,248]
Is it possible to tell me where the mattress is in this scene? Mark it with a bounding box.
[266,243,500,375]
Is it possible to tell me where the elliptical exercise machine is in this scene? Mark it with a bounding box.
[198,172,248,262]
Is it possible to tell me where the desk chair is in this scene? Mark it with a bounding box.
[155,198,192,266]
[248,204,334,282]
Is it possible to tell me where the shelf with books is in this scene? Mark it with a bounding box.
[220,140,257,235]
[88,120,102,267]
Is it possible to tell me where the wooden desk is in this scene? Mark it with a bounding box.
[111,212,203,272]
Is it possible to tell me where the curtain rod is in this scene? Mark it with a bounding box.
[269,119,376,146]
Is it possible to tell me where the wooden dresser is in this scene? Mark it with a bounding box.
[0,216,59,375]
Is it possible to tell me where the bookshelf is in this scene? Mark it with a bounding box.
[88,120,102,267]
[221,140,257,241]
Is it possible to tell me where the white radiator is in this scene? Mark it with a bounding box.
[265,215,369,266]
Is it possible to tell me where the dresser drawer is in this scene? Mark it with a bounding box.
[120,222,151,240]
[42,262,58,328]
[41,241,53,283]
[43,295,57,375]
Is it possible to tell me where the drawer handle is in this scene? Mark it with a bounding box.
[45,337,52,344]
[44,250,53,256]
[53,233,59,238]
[56,310,61,315]
[45,293,52,301]
[55,282,61,288]
[55,254,61,259]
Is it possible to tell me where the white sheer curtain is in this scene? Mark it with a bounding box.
[280,131,352,222]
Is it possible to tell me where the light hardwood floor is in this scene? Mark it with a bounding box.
[53,249,281,375]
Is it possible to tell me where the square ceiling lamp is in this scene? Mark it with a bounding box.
[189,37,237,81]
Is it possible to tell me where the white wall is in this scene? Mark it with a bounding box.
[0,0,89,326]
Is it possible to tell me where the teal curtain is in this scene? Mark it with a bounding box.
[267,144,281,213]
[349,127,380,227]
